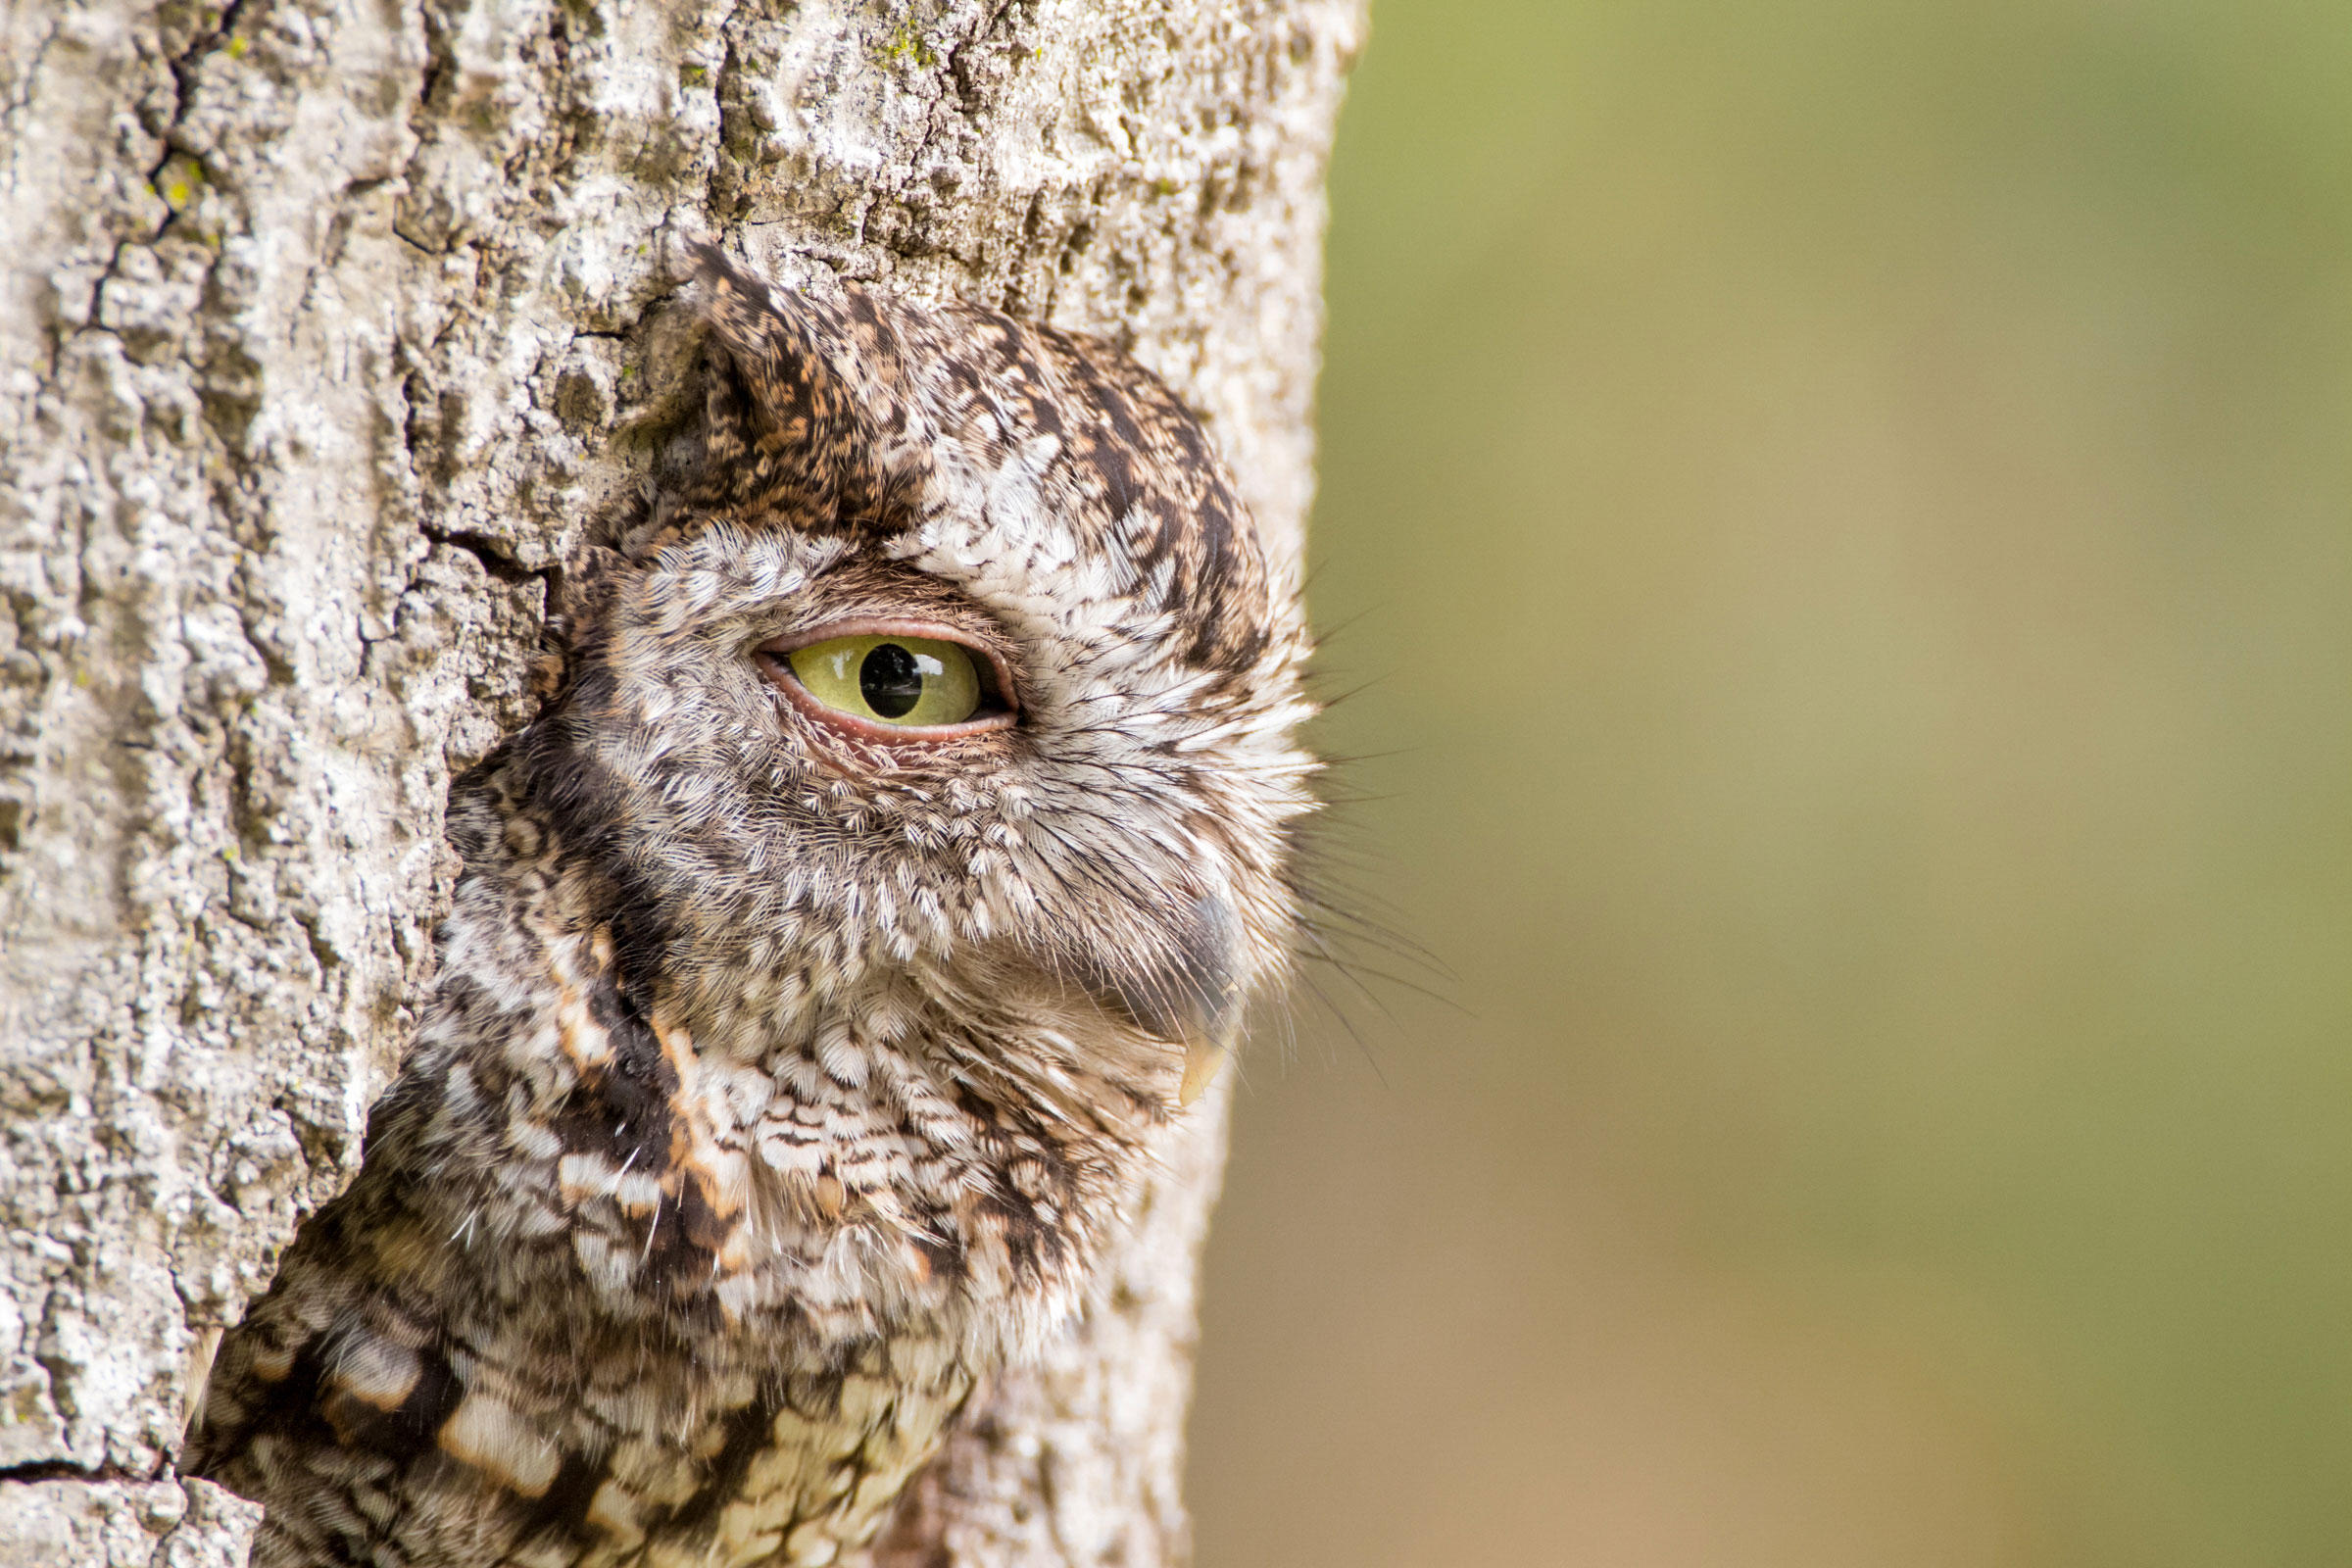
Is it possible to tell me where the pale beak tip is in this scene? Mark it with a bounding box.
[1179,1038,1227,1108]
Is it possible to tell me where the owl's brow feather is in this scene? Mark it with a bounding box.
[681,243,1285,675]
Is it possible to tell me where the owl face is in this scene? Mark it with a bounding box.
[521,250,1317,1123]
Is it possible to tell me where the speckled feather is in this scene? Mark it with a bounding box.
[184,249,1317,1567]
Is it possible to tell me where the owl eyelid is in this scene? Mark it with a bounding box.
[756,617,1021,743]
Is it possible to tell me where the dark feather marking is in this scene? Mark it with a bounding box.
[910,1212,968,1285]
[664,1388,784,1533]
[549,975,677,1170]
[512,1448,612,1544]
[319,1336,466,1461]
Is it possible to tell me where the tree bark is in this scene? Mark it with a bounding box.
[0,1,1360,1562]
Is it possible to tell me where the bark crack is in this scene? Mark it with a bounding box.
[419,525,558,587]
[0,1458,166,1485]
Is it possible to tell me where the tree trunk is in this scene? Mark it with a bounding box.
[0,1,1360,1561]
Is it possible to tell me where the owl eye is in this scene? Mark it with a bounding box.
[760,628,1015,738]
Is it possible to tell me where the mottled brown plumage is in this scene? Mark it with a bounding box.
[183,247,1316,1567]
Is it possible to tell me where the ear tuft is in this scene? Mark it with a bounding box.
[683,245,923,533]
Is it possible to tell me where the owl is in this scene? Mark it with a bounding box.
[183,246,1317,1567]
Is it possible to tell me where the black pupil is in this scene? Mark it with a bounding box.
[859,643,924,718]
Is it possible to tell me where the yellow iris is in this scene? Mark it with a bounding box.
[786,635,984,727]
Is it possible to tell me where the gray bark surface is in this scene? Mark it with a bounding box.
[0,1,1360,1560]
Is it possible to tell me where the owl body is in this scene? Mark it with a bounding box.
[187,253,1315,1567]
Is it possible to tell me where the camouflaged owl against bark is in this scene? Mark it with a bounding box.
[186,252,1318,1568]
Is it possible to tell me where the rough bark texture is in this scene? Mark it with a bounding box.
[0,1,1360,1561]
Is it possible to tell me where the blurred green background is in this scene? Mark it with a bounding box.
[1186,1,2352,1564]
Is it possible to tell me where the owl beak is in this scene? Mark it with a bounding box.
[1071,894,1249,1110]
[1179,1033,1232,1107]
[1164,894,1247,1109]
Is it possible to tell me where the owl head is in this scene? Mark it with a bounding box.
[514,247,1317,1136]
